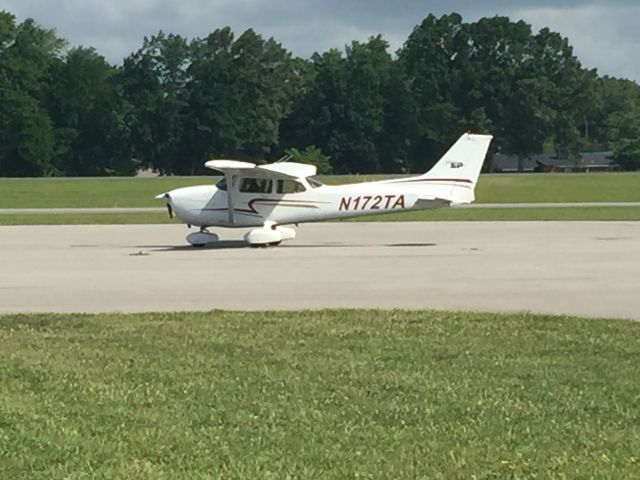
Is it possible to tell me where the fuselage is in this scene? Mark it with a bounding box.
[163,175,471,228]
[155,133,492,246]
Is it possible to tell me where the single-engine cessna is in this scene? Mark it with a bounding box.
[156,132,492,246]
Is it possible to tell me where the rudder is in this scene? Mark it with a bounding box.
[421,133,493,203]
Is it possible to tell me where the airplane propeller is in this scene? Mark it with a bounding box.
[157,192,173,218]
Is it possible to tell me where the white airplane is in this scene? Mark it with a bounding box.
[156,132,493,246]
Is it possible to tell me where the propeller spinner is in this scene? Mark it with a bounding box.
[155,193,174,219]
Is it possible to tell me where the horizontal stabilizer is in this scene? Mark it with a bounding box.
[413,197,452,209]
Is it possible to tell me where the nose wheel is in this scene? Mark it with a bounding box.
[186,228,219,247]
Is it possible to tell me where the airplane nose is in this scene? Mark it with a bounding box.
[155,186,208,224]
[155,192,174,218]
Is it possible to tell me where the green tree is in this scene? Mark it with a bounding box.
[533,28,597,159]
[338,36,404,173]
[285,146,332,174]
[398,13,503,172]
[3,8,640,176]
[591,77,640,143]
[377,63,416,173]
[466,16,557,171]
[0,92,56,176]
[0,12,64,176]
[282,36,408,173]
[181,28,298,174]
[121,32,190,174]
[612,137,640,170]
[605,109,640,170]
[278,49,343,167]
[44,47,133,176]
[400,14,596,171]
[582,76,640,169]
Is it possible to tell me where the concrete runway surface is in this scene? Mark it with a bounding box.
[0,222,638,319]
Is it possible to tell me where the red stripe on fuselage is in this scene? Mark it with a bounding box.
[393,178,473,184]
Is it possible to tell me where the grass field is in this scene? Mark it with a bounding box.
[0,212,171,225]
[1,173,638,224]
[0,177,214,209]
[1,173,639,209]
[1,310,639,479]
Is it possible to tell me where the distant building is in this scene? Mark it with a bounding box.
[490,152,618,173]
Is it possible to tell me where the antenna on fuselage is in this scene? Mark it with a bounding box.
[274,154,293,163]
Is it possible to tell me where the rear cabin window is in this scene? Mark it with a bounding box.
[277,179,306,194]
[239,178,273,193]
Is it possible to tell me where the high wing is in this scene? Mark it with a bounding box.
[203,160,317,225]
[259,162,317,178]
[204,160,317,179]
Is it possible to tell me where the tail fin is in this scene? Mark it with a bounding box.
[421,133,493,204]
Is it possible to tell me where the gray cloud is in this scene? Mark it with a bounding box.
[2,0,639,80]
[508,3,640,80]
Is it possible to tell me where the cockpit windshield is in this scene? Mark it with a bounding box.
[216,177,227,191]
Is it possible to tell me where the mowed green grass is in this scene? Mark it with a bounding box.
[1,173,638,223]
[1,173,639,209]
[0,177,214,209]
[1,310,639,479]
[0,212,173,225]
[474,173,640,203]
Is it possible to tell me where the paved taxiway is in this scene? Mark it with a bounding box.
[0,222,638,319]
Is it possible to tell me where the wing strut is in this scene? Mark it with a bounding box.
[226,173,235,225]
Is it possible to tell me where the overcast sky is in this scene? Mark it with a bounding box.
[3,0,638,81]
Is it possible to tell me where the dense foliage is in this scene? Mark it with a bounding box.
[1,10,639,176]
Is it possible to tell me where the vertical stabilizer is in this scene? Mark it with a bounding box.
[421,133,493,203]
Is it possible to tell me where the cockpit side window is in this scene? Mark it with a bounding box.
[239,178,273,194]
[276,179,306,194]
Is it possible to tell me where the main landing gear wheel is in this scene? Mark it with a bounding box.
[244,225,296,247]
[186,229,219,247]
[248,241,282,249]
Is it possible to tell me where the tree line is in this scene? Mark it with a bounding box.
[1,10,639,177]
